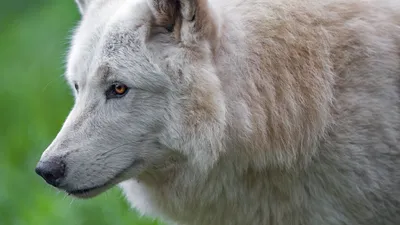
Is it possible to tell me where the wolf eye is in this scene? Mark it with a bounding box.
[114,84,127,94]
[74,83,79,92]
[106,83,129,99]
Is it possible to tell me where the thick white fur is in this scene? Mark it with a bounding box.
[38,0,400,224]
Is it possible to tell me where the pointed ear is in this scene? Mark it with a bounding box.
[147,0,197,22]
[75,0,92,15]
[147,0,217,43]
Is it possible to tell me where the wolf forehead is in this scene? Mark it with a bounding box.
[66,0,156,83]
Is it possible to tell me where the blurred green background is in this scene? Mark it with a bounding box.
[0,1,161,225]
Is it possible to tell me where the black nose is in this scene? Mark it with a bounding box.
[35,157,66,187]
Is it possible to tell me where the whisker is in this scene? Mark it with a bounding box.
[69,198,75,207]
[62,193,68,201]
[100,148,136,159]
[99,142,134,157]
[42,79,56,92]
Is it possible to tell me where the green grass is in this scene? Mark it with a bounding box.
[0,1,162,224]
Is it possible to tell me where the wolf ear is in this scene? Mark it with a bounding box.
[75,0,92,15]
[147,0,198,22]
[147,0,217,43]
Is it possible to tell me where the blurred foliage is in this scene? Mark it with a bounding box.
[0,1,161,225]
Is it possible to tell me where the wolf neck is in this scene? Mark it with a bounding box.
[210,1,334,172]
[123,154,340,225]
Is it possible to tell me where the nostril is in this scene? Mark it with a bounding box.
[35,158,66,187]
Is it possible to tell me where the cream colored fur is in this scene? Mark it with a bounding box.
[37,0,400,224]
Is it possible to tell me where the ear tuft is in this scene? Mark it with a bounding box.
[148,0,218,44]
[75,0,91,15]
[179,0,196,21]
[147,0,179,27]
[147,0,199,24]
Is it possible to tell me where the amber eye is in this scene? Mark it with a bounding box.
[106,83,129,99]
[114,84,127,95]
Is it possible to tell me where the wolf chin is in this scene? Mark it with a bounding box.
[35,0,400,224]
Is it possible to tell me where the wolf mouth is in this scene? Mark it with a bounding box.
[68,186,102,196]
[65,159,144,199]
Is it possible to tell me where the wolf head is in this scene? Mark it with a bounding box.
[35,0,225,198]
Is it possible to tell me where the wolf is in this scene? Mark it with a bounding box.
[35,0,400,224]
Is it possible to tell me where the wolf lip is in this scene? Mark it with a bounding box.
[65,177,121,199]
[64,159,144,199]
[67,187,99,195]
[66,185,108,199]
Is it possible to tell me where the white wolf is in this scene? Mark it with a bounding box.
[35,0,400,224]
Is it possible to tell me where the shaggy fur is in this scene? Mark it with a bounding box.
[36,0,400,224]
